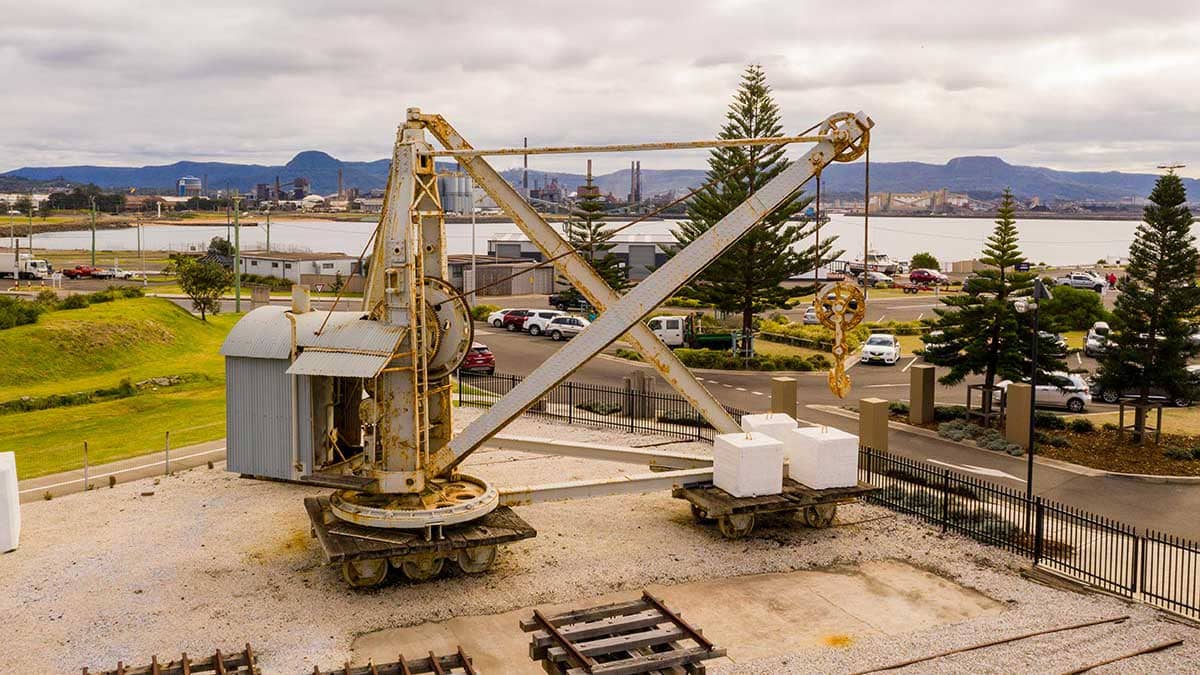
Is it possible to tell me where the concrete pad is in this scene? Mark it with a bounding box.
[352,559,1003,672]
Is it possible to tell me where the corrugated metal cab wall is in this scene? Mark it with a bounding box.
[225,356,313,480]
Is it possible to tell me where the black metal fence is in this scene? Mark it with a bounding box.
[860,447,1199,620]
[456,371,748,442]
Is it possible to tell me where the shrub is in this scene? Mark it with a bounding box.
[666,296,709,308]
[673,348,823,372]
[1034,411,1066,430]
[85,289,117,304]
[0,296,43,329]
[35,289,60,306]
[1164,446,1195,461]
[1042,434,1070,448]
[118,286,145,298]
[575,401,621,416]
[938,419,982,442]
[888,401,910,416]
[615,348,642,362]
[1039,285,1111,330]
[657,411,713,428]
[934,405,968,422]
[1068,418,1095,434]
[59,294,89,310]
[1102,422,1119,431]
[471,304,499,322]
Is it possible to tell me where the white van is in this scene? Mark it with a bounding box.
[648,315,687,347]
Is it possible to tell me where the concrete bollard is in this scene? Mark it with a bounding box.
[859,397,890,451]
[250,284,270,309]
[909,364,936,425]
[1005,383,1032,449]
[771,377,797,415]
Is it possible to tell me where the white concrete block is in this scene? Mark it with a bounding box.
[740,413,798,444]
[713,432,784,498]
[786,426,859,489]
[0,452,19,553]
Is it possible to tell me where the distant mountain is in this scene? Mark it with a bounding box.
[6,153,1197,203]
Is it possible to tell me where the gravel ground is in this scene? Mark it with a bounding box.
[2,409,1196,673]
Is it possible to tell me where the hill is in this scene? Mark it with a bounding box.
[0,297,236,478]
[6,152,1198,203]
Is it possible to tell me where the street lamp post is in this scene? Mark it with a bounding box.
[233,192,242,312]
[90,196,97,267]
[1017,278,1053,531]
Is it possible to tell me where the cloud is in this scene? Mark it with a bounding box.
[1,0,1198,180]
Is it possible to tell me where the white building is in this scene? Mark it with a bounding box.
[487,232,673,281]
[238,251,360,284]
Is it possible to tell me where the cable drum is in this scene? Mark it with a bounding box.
[422,276,473,378]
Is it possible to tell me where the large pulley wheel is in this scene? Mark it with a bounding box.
[422,276,473,379]
[717,513,755,539]
[801,504,838,529]
[819,111,870,163]
[342,558,388,588]
[398,555,445,582]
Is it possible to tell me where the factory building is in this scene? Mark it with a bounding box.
[487,232,671,281]
[237,251,362,290]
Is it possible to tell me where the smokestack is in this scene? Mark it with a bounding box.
[202,173,208,196]
[274,175,281,206]
[630,161,636,204]
[635,161,642,203]
[587,159,592,182]
[337,167,344,199]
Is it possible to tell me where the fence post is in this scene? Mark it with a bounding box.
[1033,497,1045,565]
[567,382,574,424]
[1129,531,1140,597]
[627,387,635,433]
[940,469,950,533]
[82,441,89,492]
[164,431,171,475]
[457,372,462,406]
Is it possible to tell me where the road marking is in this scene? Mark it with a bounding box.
[736,387,747,392]
[926,458,1026,483]
[844,354,860,371]
[722,383,733,388]
[864,383,905,388]
[916,312,924,320]
[902,356,918,372]
[751,391,764,396]
[475,329,495,335]
[19,447,227,495]
[876,314,886,322]
[1076,353,1082,366]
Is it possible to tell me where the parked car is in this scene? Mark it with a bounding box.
[487,308,515,328]
[459,342,496,375]
[548,292,593,312]
[1084,321,1110,357]
[802,306,820,325]
[921,329,949,360]
[1038,331,1069,357]
[858,270,894,287]
[909,268,949,285]
[524,310,566,336]
[108,267,136,280]
[996,372,1091,413]
[860,333,901,365]
[1088,365,1200,407]
[546,315,590,341]
[501,309,535,331]
[1054,271,1104,292]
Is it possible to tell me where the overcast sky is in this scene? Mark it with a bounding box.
[3,0,1198,178]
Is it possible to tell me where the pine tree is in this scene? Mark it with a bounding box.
[670,64,834,338]
[1097,172,1200,442]
[558,171,625,304]
[923,189,1066,418]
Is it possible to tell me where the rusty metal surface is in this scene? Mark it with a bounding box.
[438,111,873,473]
[219,306,365,359]
[285,350,392,378]
[428,133,826,157]
[418,111,741,477]
[498,467,713,507]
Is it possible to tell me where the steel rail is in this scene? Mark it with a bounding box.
[428,134,826,157]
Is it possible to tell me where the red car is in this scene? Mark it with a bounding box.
[909,268,948,285]
[460,342,495,374]
[501,309,534,332]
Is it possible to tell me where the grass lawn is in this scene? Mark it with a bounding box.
[1074,405,1200,436]
[0,297,237,478]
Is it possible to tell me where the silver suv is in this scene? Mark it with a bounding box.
[546,315,590,341]
[1054,271,1104,292]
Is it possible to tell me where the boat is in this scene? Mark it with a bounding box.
[847,250,901,275]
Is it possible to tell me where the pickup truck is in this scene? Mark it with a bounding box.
[63,265,102,279]
[1054,271,1104,292]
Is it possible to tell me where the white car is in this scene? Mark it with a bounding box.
[860,333,901,365]
[995,372,1091,413]
[486,308,515,328]
[546,315,590,341]
[1054,271,1104,292]
[524,309,566,336]
[802,306,820,325]
[1084,321,1110,357]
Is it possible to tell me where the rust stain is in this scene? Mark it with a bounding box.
[822,634,854,648]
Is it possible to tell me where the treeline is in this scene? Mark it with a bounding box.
[45,185,126,212]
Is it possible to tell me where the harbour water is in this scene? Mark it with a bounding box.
[13,213,1146,267]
